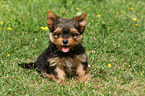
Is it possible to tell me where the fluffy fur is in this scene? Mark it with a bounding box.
[19,11,91,83]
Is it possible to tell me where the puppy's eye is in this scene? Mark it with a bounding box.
[71,33,79,36]
[71,33,80,39]
[53,33,61,39]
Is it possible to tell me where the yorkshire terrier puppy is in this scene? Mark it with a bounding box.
[19,11,91,83]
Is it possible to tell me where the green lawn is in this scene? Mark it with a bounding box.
[0,0,145,95]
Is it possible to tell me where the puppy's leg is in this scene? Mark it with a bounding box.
[76,63,91,83]
[55,66,66,83]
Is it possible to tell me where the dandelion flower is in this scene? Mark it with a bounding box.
[7,27,12,30]
[7,54,10,56]
[44,26,48,30]
[0,28,1,30]
[116,12,119,14]
[98,93,102,95]
[133,18,137,21]
[41,27,45,30]
[0,22,3,25]
[41,26,49,30]
[8,9,11,12]
[97,15,101,18]
[108,64,111,67]
[76,8,79,10]
[130,8,133,10]
[135,24,138,26]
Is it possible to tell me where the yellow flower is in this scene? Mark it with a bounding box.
[135,24,138,26]
[116,12,119,14]
[97,15,101,18]
[108,64,111,67]
[8,9,11,12]
[0,28,1,30]
[44,26,48,30]
[98,93,102,95]
[7,54,10,56]
[7,27,12,30]
[133,18,137,21]
[41,27,45,30]
[1,6,3,8]
[76,8,79,10]
[41,26,49,30]
[130,8,133,10]
[0,22,3,25]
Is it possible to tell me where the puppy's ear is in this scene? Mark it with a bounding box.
[74,13,87,32]
[47,11,59,30]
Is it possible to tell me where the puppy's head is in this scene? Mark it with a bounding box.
[47,11,87,53]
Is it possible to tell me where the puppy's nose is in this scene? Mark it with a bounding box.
[63,40,68,44]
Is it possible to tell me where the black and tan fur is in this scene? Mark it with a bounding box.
[19,11,90,83]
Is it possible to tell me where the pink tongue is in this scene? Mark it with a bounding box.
[62,47,69,52]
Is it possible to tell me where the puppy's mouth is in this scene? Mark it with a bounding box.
[61,45,70,53]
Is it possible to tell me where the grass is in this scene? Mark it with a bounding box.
[0,0,145,95]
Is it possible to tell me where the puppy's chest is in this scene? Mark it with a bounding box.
[61,57,77,72]
[48,54,86,73]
